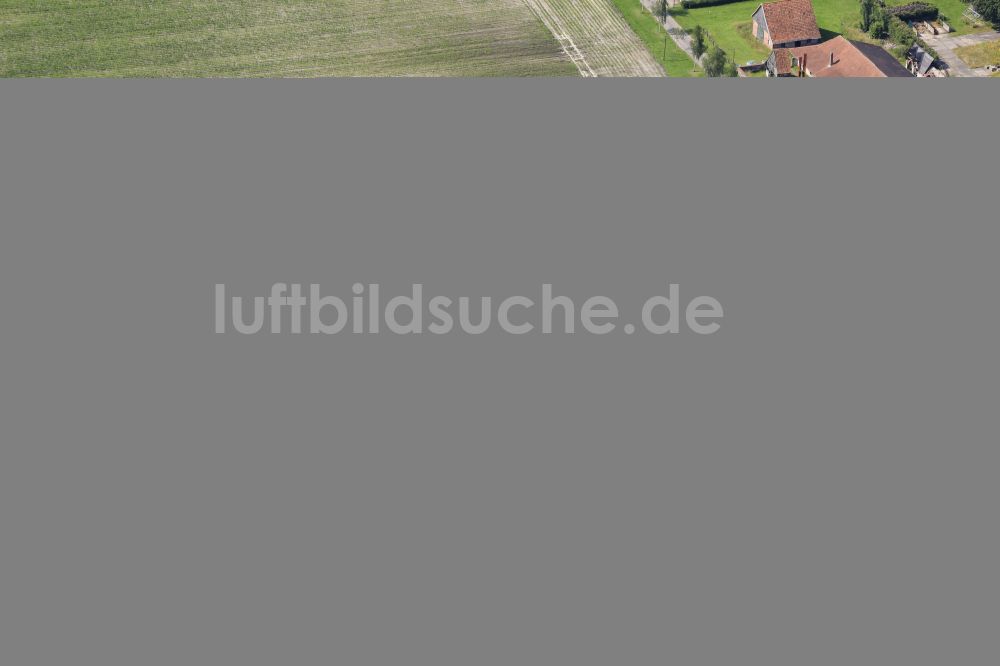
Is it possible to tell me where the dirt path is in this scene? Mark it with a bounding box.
[638,0,704,67]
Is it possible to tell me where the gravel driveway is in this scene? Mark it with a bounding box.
[923,30,1000,77]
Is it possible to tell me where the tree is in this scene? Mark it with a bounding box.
[653,0,671,62]
[859,0,876,32]
[703,46,728,76]
[868,2,889,39]
[973,0,1000,24]
[654,0,669,24]
[690,25,707,61]
[723,59,739,77]
[888,16,916,50]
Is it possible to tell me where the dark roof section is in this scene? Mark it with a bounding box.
[908,43,936,75]
[852,40,914,77]
[760,0,822,45]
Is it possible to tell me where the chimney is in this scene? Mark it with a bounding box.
[829,51,835,67]
[800,53,807,77]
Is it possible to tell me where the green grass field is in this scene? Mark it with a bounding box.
[0,0,579,77]
[930,0,994,34]
[671,2,773,64]
[671,0,990,66]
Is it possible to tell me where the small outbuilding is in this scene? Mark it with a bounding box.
[907,43,939,76]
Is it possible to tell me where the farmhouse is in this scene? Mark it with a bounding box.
[767,36,913,77]
[751,0,821,49]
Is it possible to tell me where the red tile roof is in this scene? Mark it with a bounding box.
[761,0,821,45]
[788,36,912,77]
[772,48,794,75]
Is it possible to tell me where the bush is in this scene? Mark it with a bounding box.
[973,0,1000,25]
[888,18,939,62]
[690,25,707,60]
[860,0,877,31]
[889,15,917,48]
[703,45,728,76]
[682,0,744,8]
[887,2,939,22]
[869,2,890,38]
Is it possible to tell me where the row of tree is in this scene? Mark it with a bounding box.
[650,2,737,76]
[690,24,738,76]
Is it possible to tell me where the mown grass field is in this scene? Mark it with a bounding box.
[671,0,990,66]
[0,0,579,77]
[670,2,774,64]
[954,38,1000,66]
[525,0,665,75]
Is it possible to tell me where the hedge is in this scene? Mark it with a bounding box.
[681,0,745,8]
[889,16,915,44]
[887,2,940,21]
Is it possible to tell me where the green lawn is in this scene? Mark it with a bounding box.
[671,0,990,66]
[931,0,994,35]
[611,0,705,75]
[0,0,578,77]
[670,2,772,65]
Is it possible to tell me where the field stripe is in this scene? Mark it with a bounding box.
[523,0,665,76]
[0,0,578,77]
